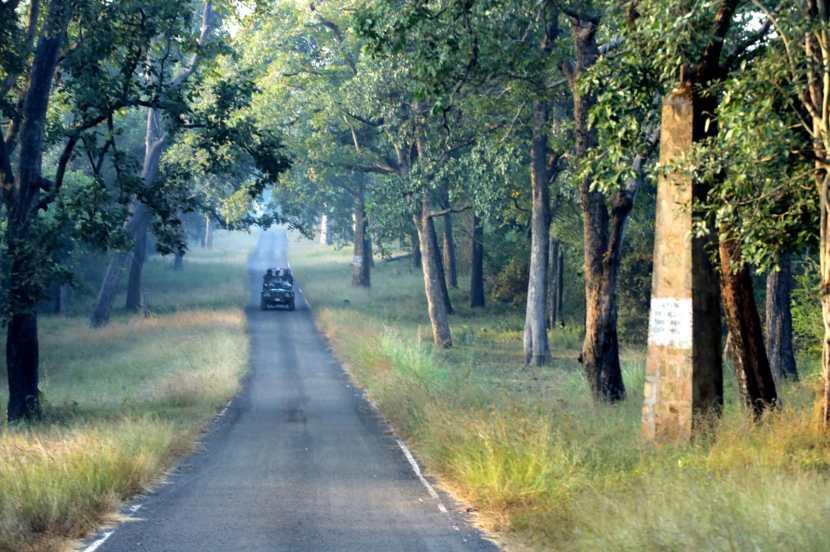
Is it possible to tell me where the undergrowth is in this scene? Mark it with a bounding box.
[292,233,830,552]
[0,230,256,552]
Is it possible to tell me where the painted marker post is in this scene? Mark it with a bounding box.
[642,86,723,443]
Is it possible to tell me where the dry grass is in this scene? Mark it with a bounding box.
[0,230,256,552]
[291,233,830,552]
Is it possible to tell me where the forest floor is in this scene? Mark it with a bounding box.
[0,231,256,552]
[291,233,830,552]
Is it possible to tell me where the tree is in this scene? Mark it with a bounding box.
[1,0,206,421]
[91,1,219,326]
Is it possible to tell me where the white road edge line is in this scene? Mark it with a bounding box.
[80,395,231,552]
[82,530,114,552]
[396,439,449,514]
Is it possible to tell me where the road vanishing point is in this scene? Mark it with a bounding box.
[86,230,498,552]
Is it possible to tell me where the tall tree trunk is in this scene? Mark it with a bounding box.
[91,204,151,327]
[429,212,454,315]
[547,237,564,327]
[6,312,40,422]
[4,0,71,422]
[410,228,422,270]
[719,235,778,414]
[319,213,333,245]
[569,21,625,398]
[439,183,458,288]
[523,101,551,366]
[766,254,797,381]
[352,182,371,287]
[57,283,71,315]
[470,214,485,308]
[204,214,214,249]
[821,171,830,425]
[90,3,216,329]
[414,193,452,347]
[125,227,147,310]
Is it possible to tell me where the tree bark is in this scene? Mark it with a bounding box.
[523,100,551,366]
[414,193,453,347]
[57,283,71,315]
[6,313,40,422]
[428,212,454,315]
[470,214,485,308]
[547,237,564,327]
[766,254,797,381]
[125,227,147,310]
[91,204,151,327]
[439,183,458,288]
[410,227,422,270]
[4,0,71,422]
[352,181,371,287]
[204,213,214,249]
[719,235,778,415]
[568,20,626,399]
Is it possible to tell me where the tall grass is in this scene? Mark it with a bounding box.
[292,234,830,552]
[0,230,256,552]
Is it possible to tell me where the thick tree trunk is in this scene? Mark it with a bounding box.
[6,313,40,422]
[125,227,147,310]
[523,100,551,366]
[410,228,422,270]
[173,251,184,270]
[766,254,797,381]
[4,0,71,422]
[439,183,458,288]
[569,22,624,398]
[352,182,371,287]
[414,193,453,347]
[470,214,485,308]
[204,214,214,249]
[719,235,778,415]
[547,237,564,328]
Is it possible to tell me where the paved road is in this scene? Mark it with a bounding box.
[90,230,497,552]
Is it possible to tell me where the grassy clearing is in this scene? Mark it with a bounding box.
[0,230,257,552]
[290,233,830,552]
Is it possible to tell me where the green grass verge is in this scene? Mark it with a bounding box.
[0,230,257,552]
[290,233,830,552]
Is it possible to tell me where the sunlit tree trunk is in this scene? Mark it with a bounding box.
[523,100,551,366]
[719,235,777,414]
[414,193,452,347]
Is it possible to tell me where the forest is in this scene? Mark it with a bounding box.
[2,0,830,551]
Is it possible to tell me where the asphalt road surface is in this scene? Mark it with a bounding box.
[89,230,498,552]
